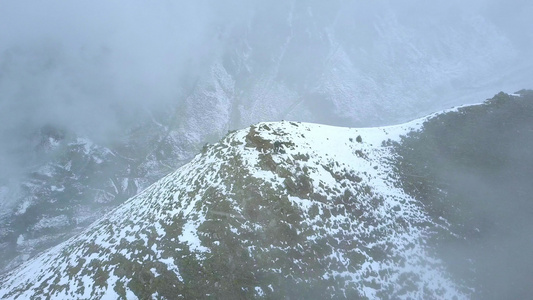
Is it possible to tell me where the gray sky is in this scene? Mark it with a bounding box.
[0,1,217,136]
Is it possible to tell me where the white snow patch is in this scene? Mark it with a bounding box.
[125,288,138,300]
[50,185,65,192]
[150,267,160,277]
[16,234,25,246]
[255,286,264,296]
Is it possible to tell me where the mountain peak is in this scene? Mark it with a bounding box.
[0,117,467,299]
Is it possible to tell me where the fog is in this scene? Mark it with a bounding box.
[1,1,532,174]
[392,92,533,299]
[0,1,216,138]
[1,0,532,282]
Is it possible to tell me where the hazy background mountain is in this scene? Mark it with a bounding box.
[0,0,532,272]
[2,92,532,299]
[0,105,467,299]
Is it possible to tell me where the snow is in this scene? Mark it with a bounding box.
[160,257,182,281]
[15,199,32,215]
[125,288,138,300]
[179,217,210,255]
[75,137,94,154]
[16,235,24,246]
[50,185,65,192]
[100,275,121,300]
[0,113,468,299]
[255,286,264,296]
[239,120,464,297]
[288,196,313,211]
[31,214,70,231]
[150,267,160,277]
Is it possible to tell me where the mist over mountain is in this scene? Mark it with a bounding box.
[1,0,532,171]
[1,0,532,276]
[1,91,532,299]
[390,90,533,299]
[0,103,458,299]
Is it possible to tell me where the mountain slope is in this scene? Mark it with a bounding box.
[3,0,532,274]
[0,119,463,299]
[0,112,199,274]
[2,91,532,299]
[390,90,533,299]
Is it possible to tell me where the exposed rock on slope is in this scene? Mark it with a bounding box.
[0,119,463,299]
[3,91,532,299]
[3,0,531,274]
[0,115,198,274]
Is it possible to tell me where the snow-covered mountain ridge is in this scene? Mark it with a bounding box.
[2,90,533,299]
[0,115,464,298]
[3,1,532,275]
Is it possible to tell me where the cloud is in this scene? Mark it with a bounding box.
[0,0,223,139]
[0,0,532,179]
[0,0,233,180]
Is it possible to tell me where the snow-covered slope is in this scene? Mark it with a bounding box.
[0,118,466,299]
[3,91,533,298]
[2,1,532,274]
[0,114,198,274]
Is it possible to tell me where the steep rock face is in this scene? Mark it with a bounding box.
[0,120,463,299]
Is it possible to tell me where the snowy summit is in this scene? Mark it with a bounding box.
[2,91,533,299]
